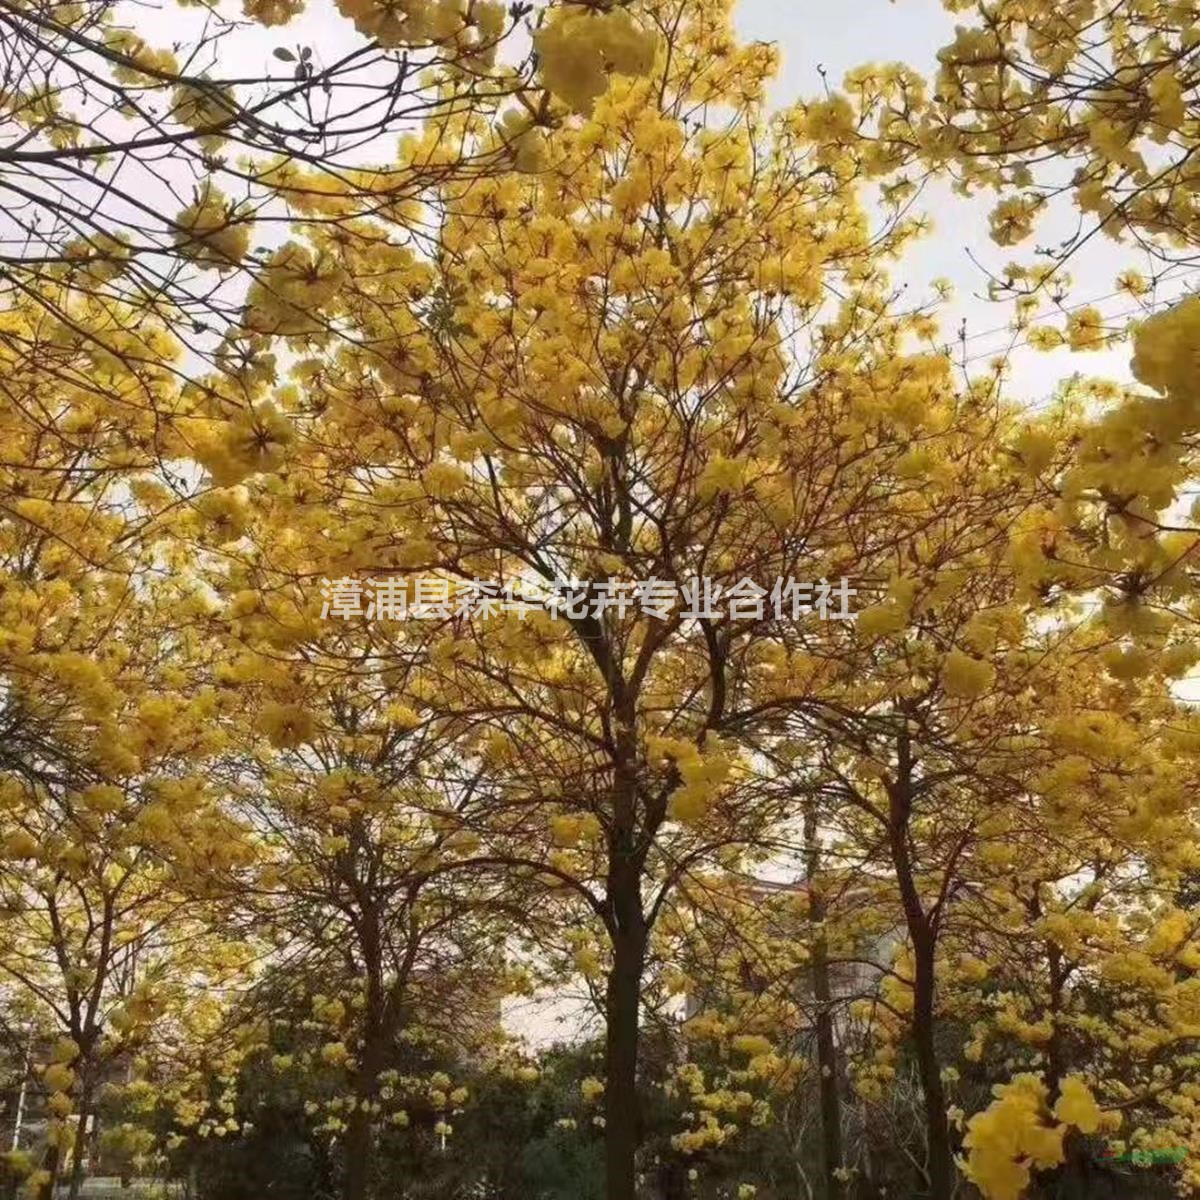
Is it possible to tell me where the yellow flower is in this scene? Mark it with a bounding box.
[696,456,745,498]
[1131,296,1200,398]
[2,831,38,860]
[963,1075,1065,1200]
[242,0,305,24]
[319,1041,349,1066]
[942,650,995,698]
[1053,1076,1102,1134]
[856,603,907,638]
[43,1064,74,1093]
[534,9,656,115]
[174,183,251,271]
[422,461,470,499]
[1026,325,1065,351]
[1117,270,1149,297]
[50,1038,79,1065]
[1065,307,1107,351]
[80,784,125,814]
[989,196,1043,246]
[258,703,317,749]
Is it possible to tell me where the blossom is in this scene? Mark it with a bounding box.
[1053,1076,1102,1134]
[941,650,995,698]
[1066,307,1107,351]
[258,703,317,749]
[174,184,251,271]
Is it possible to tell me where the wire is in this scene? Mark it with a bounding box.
[951,273,1200,371]
[953,261,1196,349]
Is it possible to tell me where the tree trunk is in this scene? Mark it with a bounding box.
[602,686,649,1200]
[66,1073,94,1200]
[605,921,646,1200]
[1045,940,1066,1103]
[341,1103,375,1200]
[343,899,387,1200]
[910,932,954,1200]
[655,1157,690,1200]
[804,803,844,1200]
[34,1143,59,1200]
[341,1022,390,1200]
[887,733,954,1200]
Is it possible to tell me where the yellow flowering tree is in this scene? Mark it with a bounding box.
[0,678,254,1198]
[0,0,661,401]
[13,5,1200,1200]
[174,1,943,1194]
[229,675,513,1200]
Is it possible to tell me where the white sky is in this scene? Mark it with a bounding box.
[735,0,1198,400]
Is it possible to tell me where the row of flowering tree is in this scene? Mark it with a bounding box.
[4,2,1200,1200]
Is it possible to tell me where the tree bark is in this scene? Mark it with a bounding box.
[66,1071,95,1200]
[1045,940,1066,1103]
[342,1013,391,1200]
[655,1157,690,1200]
[601,683,649,1200]
[887,732,954,1200]
[341,1100,375,1200]
[605,917,646,1200]
[343,900,386,1200]
[34,1143,59,1200]
[909,932,954,1200]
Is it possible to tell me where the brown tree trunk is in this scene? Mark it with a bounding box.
[34,1144,59,1200]
[655,1157,690,1199]
[1045,940,1066,1102]
[66,1072,94,1200]
[909,932,954,1200]
[605,917,646,1200]
[341,1101,375,1200]
[343,900,387,1200]
[602,687,649,1200]
[342,1016,390,1200]
[888,733,954,1200]
[804,803,844,1200]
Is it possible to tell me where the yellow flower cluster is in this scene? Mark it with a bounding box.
[534,6,658,115]
[963,1075,1065,1200]
[174,184,251,271]
[941,648,996,699]
[647,736,737,824]
[242,0,306,24]
[243,242,346,338]
[964,1074,1116,1200]
[258,702,317,749]
[188,401,296,487]
[550,812,602,848]
[334,0,501,50]
[1132,296,1200,402]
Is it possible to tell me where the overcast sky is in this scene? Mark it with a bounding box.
[736,0,1199,399]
